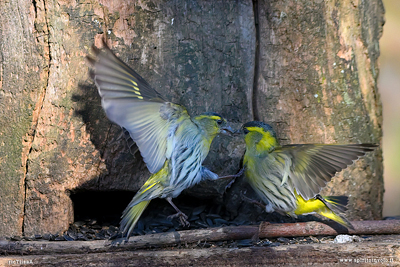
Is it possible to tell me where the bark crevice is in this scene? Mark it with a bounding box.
[21,0,52,235]
[252,0,260,121]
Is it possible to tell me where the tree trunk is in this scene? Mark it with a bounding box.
[252,0,384,221]
[0,0,50,236]
[0,0,384,237]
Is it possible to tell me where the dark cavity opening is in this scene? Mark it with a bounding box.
[68,189,307,240]
[70,190,219,229]
[71,191,136,226]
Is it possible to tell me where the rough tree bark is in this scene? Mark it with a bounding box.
[253,0,384,221]
[0,0,384,237]
[0,0,50,237]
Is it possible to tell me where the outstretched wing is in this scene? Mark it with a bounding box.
[276,144,377,200]
[87,41,190,173]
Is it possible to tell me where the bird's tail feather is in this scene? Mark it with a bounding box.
[120,172,165,237]
[317,195,354,230]
[120,200,151,237]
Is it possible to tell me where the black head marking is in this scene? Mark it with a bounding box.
[242,121,277,137]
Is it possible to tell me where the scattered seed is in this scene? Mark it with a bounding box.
[55,236,65,241]
[63,234,74,241]
[191,205,206,216]
[206,214,221,219]
[74,221,85,227]
[11,236,21,241]
[34,234,42,239]
[277,237,290,244]
[237,239,253,247]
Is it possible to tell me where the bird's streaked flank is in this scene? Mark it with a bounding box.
[87,40,233,237]
[239,121,377,229]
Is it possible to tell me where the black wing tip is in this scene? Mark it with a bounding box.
[361,143,379,150]
[338,215,355,231]
[88,69,95,80]
[85,54,96,66]
[91,44,101,55]
[101,38,112,50]
[347,221,355,231]
[85,38,114,64]
[317,194,349,214]
[321,195,349,209]
[318,195,355,230]
[345,143,378,147]
[85,45,101,67]
[345,143,379,153]
[93,37,111,52]
[85,44,104,66]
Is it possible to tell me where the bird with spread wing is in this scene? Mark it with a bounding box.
[87,40,233,237]
[239,121,377,229]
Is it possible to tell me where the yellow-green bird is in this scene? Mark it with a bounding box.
[239,121,377,229]
[87,41,233,237]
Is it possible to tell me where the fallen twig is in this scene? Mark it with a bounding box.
[127,220,400,247]
[0,220,399,255]
[258,220,400,238]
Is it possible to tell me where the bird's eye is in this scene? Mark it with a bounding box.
[243,128,249,134]
[216,119,223,125]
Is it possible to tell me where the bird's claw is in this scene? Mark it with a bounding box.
[225,177,236,191]
[168,211,190,227]
[235,167,245,177]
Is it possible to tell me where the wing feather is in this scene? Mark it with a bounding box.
[88,42,189,173]
[277,144,377,200]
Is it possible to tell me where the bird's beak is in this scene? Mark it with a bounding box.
[220,125,234,135]
[231,128,244,136]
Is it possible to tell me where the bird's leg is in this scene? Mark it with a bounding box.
[241,192,266,210]
[166,197,190,227]
[218,167,245,190]
[218,167,244,179]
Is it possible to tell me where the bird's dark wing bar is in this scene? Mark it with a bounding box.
[278,144,378,200]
